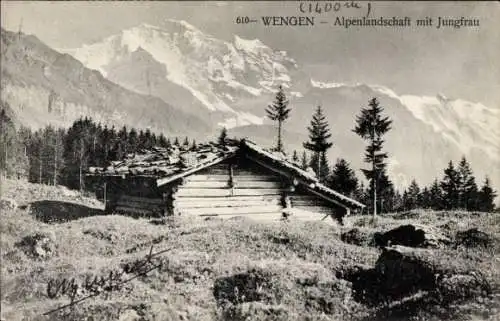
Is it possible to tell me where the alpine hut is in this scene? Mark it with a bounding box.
[88,139,365,224]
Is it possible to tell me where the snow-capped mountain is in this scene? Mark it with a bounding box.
[59,20,498,191]
[61,20,299,128]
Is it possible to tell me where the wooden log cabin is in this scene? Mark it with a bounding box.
[89,139,365,224]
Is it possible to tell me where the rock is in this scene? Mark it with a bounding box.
[373,224,450,248]
[455,228,492,248]
[17,232,57,259]
[0,198,18,210]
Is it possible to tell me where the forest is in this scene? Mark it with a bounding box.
[0,89,497,214]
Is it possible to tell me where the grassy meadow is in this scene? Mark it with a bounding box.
[1,179,499,321]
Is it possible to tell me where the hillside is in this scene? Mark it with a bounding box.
[1,179,499,320]
[0,28,211,138]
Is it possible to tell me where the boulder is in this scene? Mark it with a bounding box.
[373,224,450,248]
[17,232,57,259]
[0,198,18,211]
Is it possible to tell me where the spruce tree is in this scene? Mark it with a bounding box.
[353,97,393,217]
[328,158,358,197]
[128,128,139,153]
[440,161,461,210]
[457,157,478,210]
[420,187,431,209]
[406,179,421,210]
[266,85,291,152]
[477,177,496,212]
[301,151,308,170]
[429,178,443,210]
[303,106,333,182]
[218,127,228,146]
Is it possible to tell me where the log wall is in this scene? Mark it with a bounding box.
[173,160,285,220]
[173,157,346,222]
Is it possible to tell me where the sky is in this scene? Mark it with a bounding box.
[1,1,499,107]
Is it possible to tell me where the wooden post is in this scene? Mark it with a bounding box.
[229,164,234,196]
[103,181,107,207]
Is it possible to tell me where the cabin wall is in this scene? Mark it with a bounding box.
[103,176,168,217]
[287,186,346,222]
[173,157,347,222]
[173,158,286,220]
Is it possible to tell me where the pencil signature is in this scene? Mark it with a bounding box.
[43,245,171,315]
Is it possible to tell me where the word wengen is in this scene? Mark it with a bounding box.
[43,245,171,315]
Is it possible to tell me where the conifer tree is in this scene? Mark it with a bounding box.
[266,85,291,152]
[328,158,358,197]
[174,137,180,146]
[477,177,496,212]
[218,127,228,146]
[191,139,197,151]
[420,187,431,209]
[440,161,461,210]
[457,157,478,210]
[405,179,421,210]
[303,106,333,182]
[429,178,443,210]
[353,97,393,217]
[128,128,139,153]
[292,150,299,163]
[301,151,308,170]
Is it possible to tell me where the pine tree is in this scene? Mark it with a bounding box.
[319,152,330,184]
[144,129,153,149]
[191,139,197,151]
[353,97,393,217]
[174,137,180,146]
[266,85,291,152]
[420,187,431,209]
[440,161,461,210]
[292,150,299,163]
[457,157,478,210]
[183,136,189,147]
[303,106,333,182]
[405,179,421,210]
[328,158,358,197]
[477,177,496,212]
[301,151,308,170]
[218,127,228,146]
[429,178,443,210]
[128,128,139,153]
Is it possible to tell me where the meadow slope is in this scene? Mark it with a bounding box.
[1,179,499,321]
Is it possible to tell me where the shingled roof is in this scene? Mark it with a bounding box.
[89,139,365,210]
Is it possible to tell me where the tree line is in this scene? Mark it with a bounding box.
[263,86,497,214]
[1,86,497,213]
[0,109,196,191]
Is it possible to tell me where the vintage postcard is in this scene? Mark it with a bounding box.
[1,1,499,320]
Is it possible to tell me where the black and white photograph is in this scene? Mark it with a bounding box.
[0,1,499,320]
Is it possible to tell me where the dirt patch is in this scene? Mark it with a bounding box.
[213,268,275,307]
[341,228,374,246]
[221,302,291,321]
